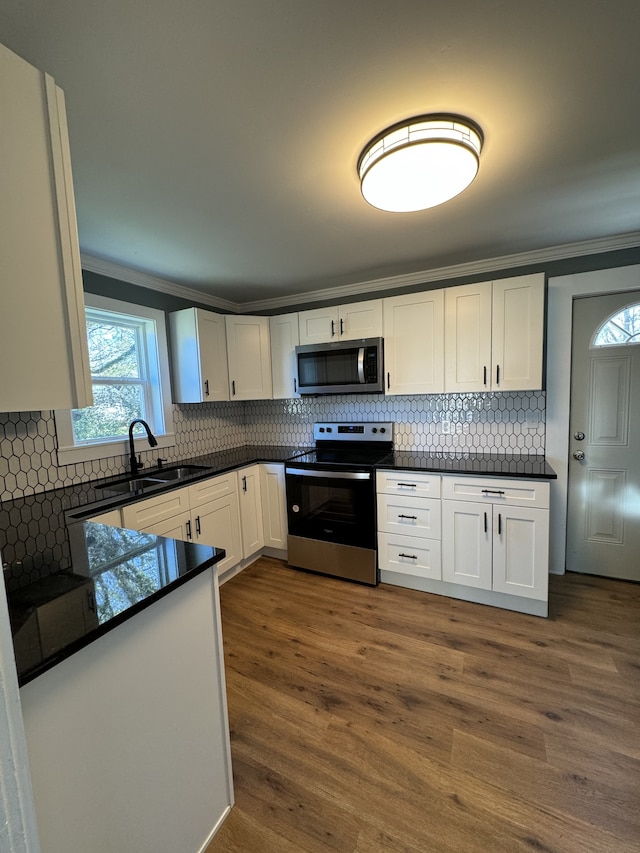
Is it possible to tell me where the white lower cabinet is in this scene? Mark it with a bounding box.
[260,463,288,550]
[115,462,287,577]
[238,465,264,559]
[378,470,550,615]
[376,471,442,581]
[88,508,122,526]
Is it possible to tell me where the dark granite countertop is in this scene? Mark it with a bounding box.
[6,521,224,686]
[1,443,555,684]
[377,451,557,479]
[1,445,307,685]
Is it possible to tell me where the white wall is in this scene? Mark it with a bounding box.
[546,263,640,573]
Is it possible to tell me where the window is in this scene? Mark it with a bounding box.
[56,294,174,465]
[593,303,640,347]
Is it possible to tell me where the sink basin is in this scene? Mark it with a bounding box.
[95,477,165,495]
[150,465,211,481]
[94,464,211,494]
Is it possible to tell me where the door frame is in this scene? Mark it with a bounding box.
[547,264,640,574]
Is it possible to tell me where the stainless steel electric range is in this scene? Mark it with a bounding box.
[285,422,394,585]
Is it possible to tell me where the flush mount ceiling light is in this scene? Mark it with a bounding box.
[357,113,483,213]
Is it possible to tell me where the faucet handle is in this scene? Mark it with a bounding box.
[135,454,144,472]
[156,457,168,468]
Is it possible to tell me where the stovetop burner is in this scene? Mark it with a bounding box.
[287,422,394,470]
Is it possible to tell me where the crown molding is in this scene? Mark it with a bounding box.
[80,255,238,313]
[82,230,640,315]
[242,231,640,312]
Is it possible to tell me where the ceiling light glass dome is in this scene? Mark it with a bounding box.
[358,114,483,213]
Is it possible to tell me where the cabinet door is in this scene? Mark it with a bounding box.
[170,308,229,403]
[193,495,242,573]
[225,315,273,400]
[338,299,383,340]
[260,463,287,550]
[0,44,92,412]
[121,487,190,531]
[492,274,545,391]
[298,307,339,345]
[238,466,264,558]
[140,510,191,541]
[444,282,492,393]
[442,500,492,590]
[383,290,444,395]
[270,313,300,399]
[492,505,549,600]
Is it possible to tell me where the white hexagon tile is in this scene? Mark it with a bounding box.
[0,392,545,501]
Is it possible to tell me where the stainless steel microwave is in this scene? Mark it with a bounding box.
[295,337,384,395]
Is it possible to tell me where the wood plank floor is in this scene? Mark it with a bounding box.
[206,558,640,853]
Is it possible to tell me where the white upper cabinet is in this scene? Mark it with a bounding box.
[225,315,273,400]
[491,274,545,391]
[444,274,545,392]
[383,290,444,395]
[298,299,383,344]
[0,42,92,413]
[170,308,229,402]
[270,313,300,399]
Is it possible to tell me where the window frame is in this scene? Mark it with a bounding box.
[55,294,175,466]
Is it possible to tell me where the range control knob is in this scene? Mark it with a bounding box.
[380,427,386,433]
[372,427,378,433]
[326,427,332,433]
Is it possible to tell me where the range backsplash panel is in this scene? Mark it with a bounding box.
[0,392,545,502]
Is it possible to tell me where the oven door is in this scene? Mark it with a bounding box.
[285,467,375,550]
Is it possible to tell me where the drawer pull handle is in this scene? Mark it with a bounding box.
[398,514,417,520]
[482,489,505,496]
[398,553,418,560]
[396,482,417,488]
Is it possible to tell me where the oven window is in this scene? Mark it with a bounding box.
[298,347,361,388]
[286,472,375,549]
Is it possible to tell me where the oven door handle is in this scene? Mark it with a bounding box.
[357,347,365,383]
[286,467,371,481]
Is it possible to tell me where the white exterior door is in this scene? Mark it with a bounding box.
[566,292,640,581]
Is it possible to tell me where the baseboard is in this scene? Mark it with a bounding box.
[218,547,288,585]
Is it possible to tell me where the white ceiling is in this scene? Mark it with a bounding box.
[2,0,640,308]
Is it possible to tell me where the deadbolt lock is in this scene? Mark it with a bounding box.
[573,450,585,461]
[574,431,585,441]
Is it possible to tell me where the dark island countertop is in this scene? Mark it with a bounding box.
[1,443,556,685]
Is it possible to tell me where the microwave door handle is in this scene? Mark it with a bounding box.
[357,347,365,383]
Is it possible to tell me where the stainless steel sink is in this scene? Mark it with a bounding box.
[95,477,165,495]
[94,464,211,494]
[151,465,211,481]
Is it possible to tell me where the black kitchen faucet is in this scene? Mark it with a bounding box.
[128,419,158,476]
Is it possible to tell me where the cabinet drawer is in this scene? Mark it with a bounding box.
[377,494,441,539]
[378,533,441,580]
[121,487,190,530]
[376,470,441,498]
[189,472,236,507]
[441,476,549,509]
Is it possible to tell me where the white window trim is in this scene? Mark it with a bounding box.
[55,294,175,466]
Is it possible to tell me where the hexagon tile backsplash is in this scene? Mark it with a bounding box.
[0,392,545,502]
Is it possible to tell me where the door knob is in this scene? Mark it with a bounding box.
[574,431,585,441]
[573,450,585,461]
